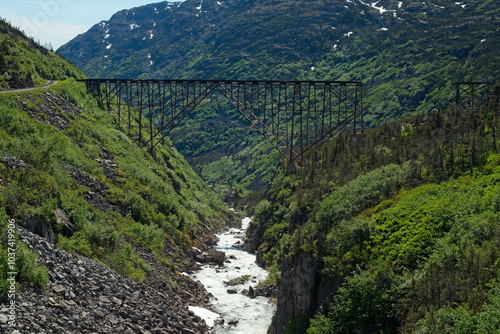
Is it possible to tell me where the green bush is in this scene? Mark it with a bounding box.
[316,163,410,231]
[104,243,149,282]
[254,199,271,220]
[0,209,48,297]
[129,222,165,253]
[58,232,93,257]
[415,281,500,333]
[415,306,477,334]
[15,243,49,288]
[310,263,404,334]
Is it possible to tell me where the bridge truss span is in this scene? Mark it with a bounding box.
[80,79,364,163]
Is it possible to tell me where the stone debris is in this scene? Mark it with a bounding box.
[0,227,211,334]
[69,168,111,211]
[1,152,27,169]
[69,168,109,195]
[17,92,81,130]
[96,147,120,181]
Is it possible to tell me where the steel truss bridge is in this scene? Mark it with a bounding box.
[80,79,364,163]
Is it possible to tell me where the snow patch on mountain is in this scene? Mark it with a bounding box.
[358,0,397,16]
[196,0,204,11]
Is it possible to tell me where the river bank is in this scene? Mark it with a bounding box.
[0,217,274,334]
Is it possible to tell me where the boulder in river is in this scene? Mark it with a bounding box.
[224,275,250,286]
[209,250,226,265]
[249,285,255,299]
[228,319,239,326]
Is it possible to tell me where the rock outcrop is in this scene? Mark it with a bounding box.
[268,253,319,334]
[18,92,82,131]
[243,214,269,267]
[1,152,27,169]
[194,250,226,266]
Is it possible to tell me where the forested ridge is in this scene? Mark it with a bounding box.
[249,85,500,333]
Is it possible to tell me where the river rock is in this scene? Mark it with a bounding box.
[205,235,217,246]
[224,275,250,286]
[228,319,239,326]
[209,251,225,265]
[231,241,243,249]
[248,286,255,299]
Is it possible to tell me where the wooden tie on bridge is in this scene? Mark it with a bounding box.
[80,79,364,162]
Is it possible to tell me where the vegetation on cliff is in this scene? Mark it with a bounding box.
[0,18,84,90]
[252,85,500,332]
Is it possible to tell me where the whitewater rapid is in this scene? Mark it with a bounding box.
[189,217,276,333]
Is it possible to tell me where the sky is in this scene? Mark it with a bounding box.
[0,0,167,50]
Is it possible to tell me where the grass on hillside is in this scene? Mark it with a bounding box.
[0,79,228,295]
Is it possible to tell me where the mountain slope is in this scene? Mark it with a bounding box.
[58,0,357,79]
[57,0,500,197]
[58,0,500,113]
[0,21,232,333]
[0,18,84,90]
[245,85,500,333]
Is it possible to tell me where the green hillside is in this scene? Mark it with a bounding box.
[1,0,500,331]
[0,22,230,296]
[0,18,84,90]
[248,85,500,333]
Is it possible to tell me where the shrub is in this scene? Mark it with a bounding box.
[0,209,49,296]
[311,263,405,334]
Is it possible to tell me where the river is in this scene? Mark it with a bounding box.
[189,217,276,333]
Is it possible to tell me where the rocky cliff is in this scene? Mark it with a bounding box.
[268,253,318,334]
